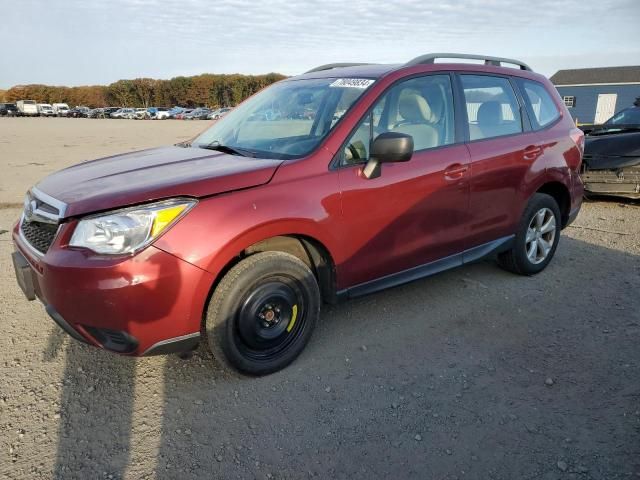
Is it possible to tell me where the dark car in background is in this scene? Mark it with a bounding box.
[67,106,90,118]
[581,106,640,199]
[87,108,103,118]
[0,103,19,116]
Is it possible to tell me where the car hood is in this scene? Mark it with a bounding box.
[584,131,640,169]
[35,146,283,218]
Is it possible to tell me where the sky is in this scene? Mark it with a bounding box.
[1,0,639,88]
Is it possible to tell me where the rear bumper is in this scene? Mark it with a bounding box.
[12,224,213,356]
[566,203,581,228]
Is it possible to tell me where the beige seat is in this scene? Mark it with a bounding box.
[391,91,438,151]
[471,100,521,140]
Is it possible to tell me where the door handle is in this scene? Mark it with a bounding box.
[524,145,543,161]
[444,163,469,180]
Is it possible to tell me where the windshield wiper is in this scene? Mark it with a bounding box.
[198,141,255,157]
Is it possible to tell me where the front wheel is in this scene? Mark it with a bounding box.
[206,251,320,375]
[497,193,561,275]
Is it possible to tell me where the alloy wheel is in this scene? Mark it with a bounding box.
[525,207,556,264]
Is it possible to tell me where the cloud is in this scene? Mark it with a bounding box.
[1,0,639,86]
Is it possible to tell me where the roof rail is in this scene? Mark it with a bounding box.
[304,63,374,74]
[405,53,532,71]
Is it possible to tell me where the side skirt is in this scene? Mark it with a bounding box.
[337,235,514,300]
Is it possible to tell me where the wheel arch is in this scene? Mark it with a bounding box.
[203,231,339,320]
[535,181,571,228]
[245,235,338,304]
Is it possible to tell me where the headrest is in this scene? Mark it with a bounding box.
[477,101,502,126]
[398,91,433,124]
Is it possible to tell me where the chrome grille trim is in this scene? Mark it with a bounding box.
[31,186,67,218]
[19,188,67,256]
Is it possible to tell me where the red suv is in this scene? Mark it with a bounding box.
[12,54,584,375]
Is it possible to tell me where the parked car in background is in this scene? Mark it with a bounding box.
[16,100,39,116]
[68,106,90,118]
[11,53,584,376]
[154,107,171,119]
[0,103,19,116]
[110,108,135,119]
[174,109,193,120]
[185,107,211,120]
[87,108,104,118]
[37,104,55,116]
[134,108,149,120]
[52,103,70,117]
[581,105,640,199]
[168,107,186,119]
[208,107,232,120]
[99,107,120,118]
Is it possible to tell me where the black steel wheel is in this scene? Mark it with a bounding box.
[206,251,320,375]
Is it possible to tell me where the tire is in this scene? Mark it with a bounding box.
[205,251,321,376]
[497,193,561,275]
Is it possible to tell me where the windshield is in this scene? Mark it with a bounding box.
[192,77,375,159]
[605,107,640,126]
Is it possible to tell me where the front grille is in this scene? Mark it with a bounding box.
[21,220,59,254]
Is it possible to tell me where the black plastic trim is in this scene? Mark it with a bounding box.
[142,333,201,356]
[82,325,139,354]
[45,305,91,345]
[12,251,36,301]
[337,235,515,300]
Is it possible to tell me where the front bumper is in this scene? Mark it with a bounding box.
[12,222,213,356]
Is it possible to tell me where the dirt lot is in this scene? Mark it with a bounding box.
[0,117,639,480]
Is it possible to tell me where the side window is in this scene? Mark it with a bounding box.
[518,79,561,129]
[461,75,523,141]
[341,75,455,165]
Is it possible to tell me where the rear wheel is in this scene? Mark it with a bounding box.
[205,251,320,375]
[498,193,561,275]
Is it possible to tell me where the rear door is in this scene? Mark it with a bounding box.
[336,74,471,288]
[458,73,532,248]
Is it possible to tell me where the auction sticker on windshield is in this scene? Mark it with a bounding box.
[329,78,375,89]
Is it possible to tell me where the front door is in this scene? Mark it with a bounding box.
[336,74,471,288]
[594,94,617,124]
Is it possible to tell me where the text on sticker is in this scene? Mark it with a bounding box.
[329,78,375,89]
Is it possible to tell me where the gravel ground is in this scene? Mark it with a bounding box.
[0,118,639,479]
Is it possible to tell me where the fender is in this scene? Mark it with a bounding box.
[154,175,343,285]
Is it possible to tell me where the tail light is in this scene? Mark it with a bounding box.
[570,128,585,156]
[569,127,585,172]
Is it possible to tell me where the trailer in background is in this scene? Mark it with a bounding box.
[16,100,38,116]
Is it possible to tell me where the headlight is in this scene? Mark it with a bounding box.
[69,199,196,255]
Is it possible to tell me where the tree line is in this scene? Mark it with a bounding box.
[0,73,286,108]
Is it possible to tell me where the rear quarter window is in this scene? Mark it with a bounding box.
[517,79,561,129]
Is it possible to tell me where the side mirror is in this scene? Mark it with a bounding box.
[363,132,414,179]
